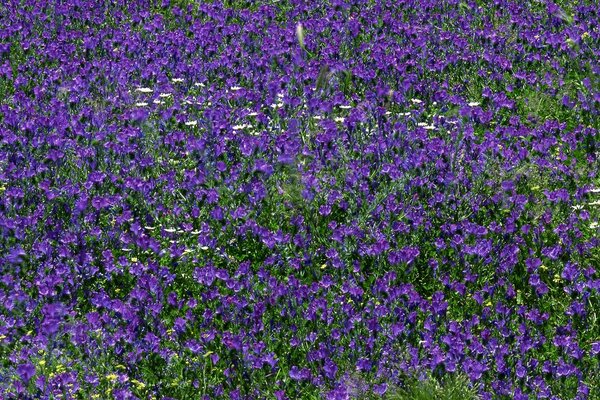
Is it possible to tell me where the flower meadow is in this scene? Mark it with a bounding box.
[1,0,600,399]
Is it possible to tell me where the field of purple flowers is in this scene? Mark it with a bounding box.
[1,0,600,399]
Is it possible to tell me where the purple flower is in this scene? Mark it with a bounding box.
[323,358,338,379]
[561,262,579,282]
[289,366,310,381]
[6,246,26,264]
[501,180,514,191]
[372,383,387,395]
[274,390,287,400]
[17,363,35,383]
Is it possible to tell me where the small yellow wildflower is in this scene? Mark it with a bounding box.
[106,374,118,382]
[131,379,146,390]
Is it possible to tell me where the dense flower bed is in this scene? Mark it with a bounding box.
[1,1,600,399]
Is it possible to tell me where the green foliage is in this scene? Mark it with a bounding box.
[344,372,480,400]
[388,373,480,400]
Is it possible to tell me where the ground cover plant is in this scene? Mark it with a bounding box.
[1,0,600,399]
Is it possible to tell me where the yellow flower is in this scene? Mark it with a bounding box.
[106,374,118,382]
[131,379,146,390]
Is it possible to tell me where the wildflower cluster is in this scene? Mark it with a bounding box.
[1,1,599,399]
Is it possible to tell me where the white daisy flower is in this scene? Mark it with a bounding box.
[135,87,153,93]
[468,102,481,107]
[135,102,148,107]
[185,120,198,126]
[172,78,184,83]
[411,98,423,104]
